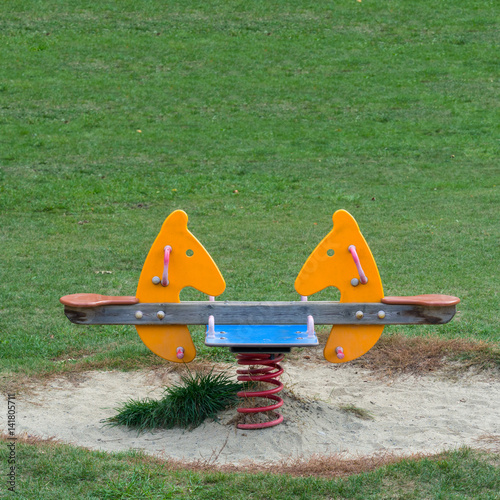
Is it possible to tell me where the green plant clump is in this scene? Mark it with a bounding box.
[106,370,243,432]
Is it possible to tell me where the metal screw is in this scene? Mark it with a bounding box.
[152,276,161,285]
[351,278,359,287]
[135,311,143,319]
[355,310,364,320]
[377,310,386,319]
[157,311,165,319]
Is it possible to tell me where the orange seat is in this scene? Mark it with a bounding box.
[381,294,460,307]
[60,293,139,308]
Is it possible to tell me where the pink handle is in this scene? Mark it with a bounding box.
[335,346,345,360]
[161,245,172,286]
[348,245,368,284]
[176,347,185,359]
[306,315,315,337]
[207,315,215,338]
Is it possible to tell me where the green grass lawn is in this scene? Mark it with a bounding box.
[1,0,499,497]
[1,438,498,500]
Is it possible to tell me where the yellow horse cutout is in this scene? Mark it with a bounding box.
[295,210,384,363]
[135,210,225,363]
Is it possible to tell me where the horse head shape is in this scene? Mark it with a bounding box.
[295,210,384,363]
[136,210,225,363]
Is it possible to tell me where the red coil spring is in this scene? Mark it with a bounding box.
[235,353,285,429]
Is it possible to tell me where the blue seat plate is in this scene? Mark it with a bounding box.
[205,324,319,348]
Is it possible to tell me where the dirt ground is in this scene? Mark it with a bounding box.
[3,356,499,465]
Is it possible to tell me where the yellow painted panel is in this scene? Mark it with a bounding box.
[136,325,197,364]
[323,325,384,364]
[295,210,384,363]
[135,210,225,363]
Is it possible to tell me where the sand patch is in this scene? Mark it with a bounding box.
[2,360,499,464]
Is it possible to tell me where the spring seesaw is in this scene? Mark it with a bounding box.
[61,209,460,429]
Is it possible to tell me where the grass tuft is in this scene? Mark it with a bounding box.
[339,404,374,421]
[105,369,243,431]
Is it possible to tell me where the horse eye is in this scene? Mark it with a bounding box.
[186,249,194,257]
[327,249,334,257]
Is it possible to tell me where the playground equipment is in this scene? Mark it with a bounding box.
[61,209,460,429]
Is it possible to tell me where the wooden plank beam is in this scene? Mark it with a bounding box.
[63,301,457,326]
